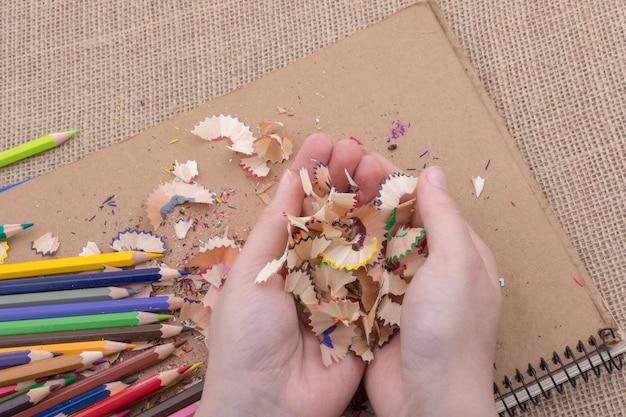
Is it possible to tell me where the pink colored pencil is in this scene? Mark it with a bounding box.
[167,401,198,417]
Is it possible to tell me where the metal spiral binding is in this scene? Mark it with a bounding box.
[494,328,625,416]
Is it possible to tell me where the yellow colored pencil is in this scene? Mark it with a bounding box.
[0,130,80,168]
[0,251,162,280]
[0,341,134,355]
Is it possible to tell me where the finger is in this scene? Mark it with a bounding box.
[351,154,389,203]
[326,138,364,191]
[414,166,475,259]
[227,134,334,286]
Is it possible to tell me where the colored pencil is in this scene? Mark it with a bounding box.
[0,378,47,399]
[0,130,80,169]
[0,267,186,295]
[134,381,203,417]
[0,323,191,347]
[0,311,172,336]
[0,351,103,385]
[0,177,35,193]
[70,364,197,417]
[0,376,75,404]
[0,251,163,280]
[167,401,199,417]
[0,287,139,309]
[0,223,33,241]
[0,296,187,322]
[16,342,181,417]
[0,341,133,355]
[34,379,135,417]
[0,350,61,369]
[0,384,61,417]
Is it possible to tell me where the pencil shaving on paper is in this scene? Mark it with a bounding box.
[31,232,60,256]
[255,165,427,366]
[110,229,167,254]
[146,181,215,229]
[191,115,293,178]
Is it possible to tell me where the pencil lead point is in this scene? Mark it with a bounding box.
[21,223,34,229]
[68,129,81,136]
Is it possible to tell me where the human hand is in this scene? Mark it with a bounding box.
[198,134,392,417]
[364,164,502,417]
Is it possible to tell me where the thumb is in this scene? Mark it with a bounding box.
[414,167,474,258]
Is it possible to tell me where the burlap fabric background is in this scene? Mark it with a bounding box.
[1,1,624,415]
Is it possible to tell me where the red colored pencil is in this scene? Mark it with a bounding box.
[15,342,180,417]
[70,364,196,417]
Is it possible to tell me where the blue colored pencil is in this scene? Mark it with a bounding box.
[0,296,188,322]
[0,267,187,295]
[33,379,136,417]
[0,350,61,369]
[0,177,35,193]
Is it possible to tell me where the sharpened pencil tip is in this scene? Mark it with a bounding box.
[68,129,81,137]
[179,269,191,275]
[148,252,164,259]
[21,223,34,229]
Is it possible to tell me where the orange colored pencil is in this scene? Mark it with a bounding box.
[0,351,103,386]
[70,364,197,417]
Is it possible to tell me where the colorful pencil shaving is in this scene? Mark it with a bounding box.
[0,267,186,295]
[0,251,162,280]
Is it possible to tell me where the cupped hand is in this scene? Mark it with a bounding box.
[364,164,502,417]
[198,134,390,417]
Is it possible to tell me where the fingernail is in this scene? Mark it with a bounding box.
[277,169,294,193]
[427,166,447,190]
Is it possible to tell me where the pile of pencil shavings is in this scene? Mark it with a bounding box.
[255,164,428,366]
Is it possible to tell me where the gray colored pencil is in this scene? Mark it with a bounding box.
[0,287,138,308]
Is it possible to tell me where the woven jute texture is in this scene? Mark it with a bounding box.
[1,1,625,416]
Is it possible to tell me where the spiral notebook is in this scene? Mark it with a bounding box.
[0,2,622,415]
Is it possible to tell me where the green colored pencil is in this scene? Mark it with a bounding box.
[0,224,33,241]
[0,312,172,336]
[0,130,80,168]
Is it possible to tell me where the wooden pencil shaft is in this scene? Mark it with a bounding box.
[0,251,161,280]
[0,267,182,295]
[0,323,188,347]
[0,296,184,321]
[15,343,178,417]
[0,312,171,336]
[0,287,135,309]
[0,351,102,385]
